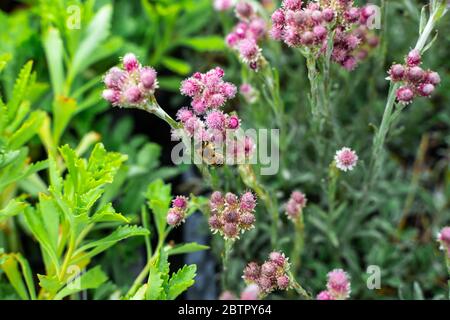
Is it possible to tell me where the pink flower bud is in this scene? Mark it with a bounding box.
[102,89,120,105]
[261,261,277,277]
[243,262,261,282]
[214,0,234,12]
[211,191,224,205]
[425,71,440,85]
[344,7,360,23]
[172,196,188,209]
[301,31,315,45]
[311,10,322,23]
[140,67,157,90]
[227,115,240,129]
[167,208,184,226]
[206,111,226,130]
[223,210,239,223]
[104,67,125,89]
[124,86,142,104]
[276,275,290,290]
[406,49,421,66]
[240,192,256,211]
[180,79,201,97]
[389,64,405,81]
[396,86,414,104]
[176,107,194,123]
[316,290,334,300]
[291,191,307,207]
[343,56,357,71]
[313,25,327,41]
[282,0,302,11]
[225,192,239,205]
[269,251,286,267]
[406,66,425,83]
[209,214,222,230]
[226,33,240,47]
[257,276,273,292]
[417,83,435,97]
[322,8,335,22]
[123,53,139,72]
[223,222,239,238]
[239,213,255,229]
[235,1,254,19]
[272,9,285,25]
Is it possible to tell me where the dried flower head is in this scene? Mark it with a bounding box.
[334,147,358,172]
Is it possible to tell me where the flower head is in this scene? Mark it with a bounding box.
[166,195,189,227]
[326,269,351,300]
[316,290,335,300]
[437,226,450,258]
[208,191,256,240]
[103,53,158,108]
[334,147,358,172]
[284,190,307,221]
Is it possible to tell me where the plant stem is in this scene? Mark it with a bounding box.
[238,164,279,247]
[221,239,233,290]
[288,271,312,300]
[291,216,305,275]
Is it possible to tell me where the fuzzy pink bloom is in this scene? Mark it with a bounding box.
[124,86,142,104]
[239,39,260,63]
[240,192,256,211]
[140,67,157,90]
[344,7,360,23]
[257,276,274,292]
[240,284,260,300]
[291,191,307,207]
[389,64,405,81]
[269,251,286,267]
[343,56,357,71]
[214,0,234,12]
[396,86,414,104]
[261,261,277,277]
[239,213,256,229]
[406,66,425,83]
[225,192,239,205]
[210,191,224,205]
[316,290,335,300]
[104,67,125,89]
[326,269,351,300]
[102,89,120,105]
[276,275,290,290]
[206,111,227,130]
[417,83,435,97]
[176,108,194,123]
[235,1,254,20]
[243,262,261,281]
[172,196,188,209]
[334,147,358,172]
[406,49,421,67]
[167,208,184,227]
[227,115,240,129]
[425,71,440,85]
[282,0,302,10]
[219,291,237,300]
[122,53,139,71]
[438,227,450,256]
[209,215,222,231]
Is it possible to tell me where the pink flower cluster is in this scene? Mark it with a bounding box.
[270,0,379,70]
[316,268,351,300]
[213,0,234,11]
[102,53,158,108]
[243,251,291,294]
[334,147,358,172]
[208,191,257,239]
[219,284,260,300]
[388,49,441,105]
[177,68,255,163]
[285,190,307,221]
[166,196,189,227]
[226,1,267,70]
[437,226,450,258]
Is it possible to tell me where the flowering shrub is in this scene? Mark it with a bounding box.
[0,0,449,302]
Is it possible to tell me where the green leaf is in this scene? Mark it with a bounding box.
[43,27,65,95]
[161,57,191,75]
[167,242,209,256]
[8,110,46,150]
[73,225,149,263]
[52,95,77,145]
[167,265,196,300]
[0,53,12,74]
[131,284,148,300]
[180,36,225,52]
[0,254,29,300]
[0,199,28,223]
[37,193,61,251]
[68,5,113,80]
[14,254,36,300]
[146,264,164,300]
[7,61,33,119]
[91,203,129,224]
[54,266,108,300]
[146,179,172,238]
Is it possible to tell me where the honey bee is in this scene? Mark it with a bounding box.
[196,141,224,167]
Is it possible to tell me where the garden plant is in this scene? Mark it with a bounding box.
[0,0,449,301]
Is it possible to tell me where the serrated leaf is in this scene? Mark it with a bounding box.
[146,265,164,300]
[7,61,33,119]
[167,242,209,256]
[146,179,172,238]
[167,265,196,300]
[54,266,108,300]
[73,225,149,263]
[91,203,129,223]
